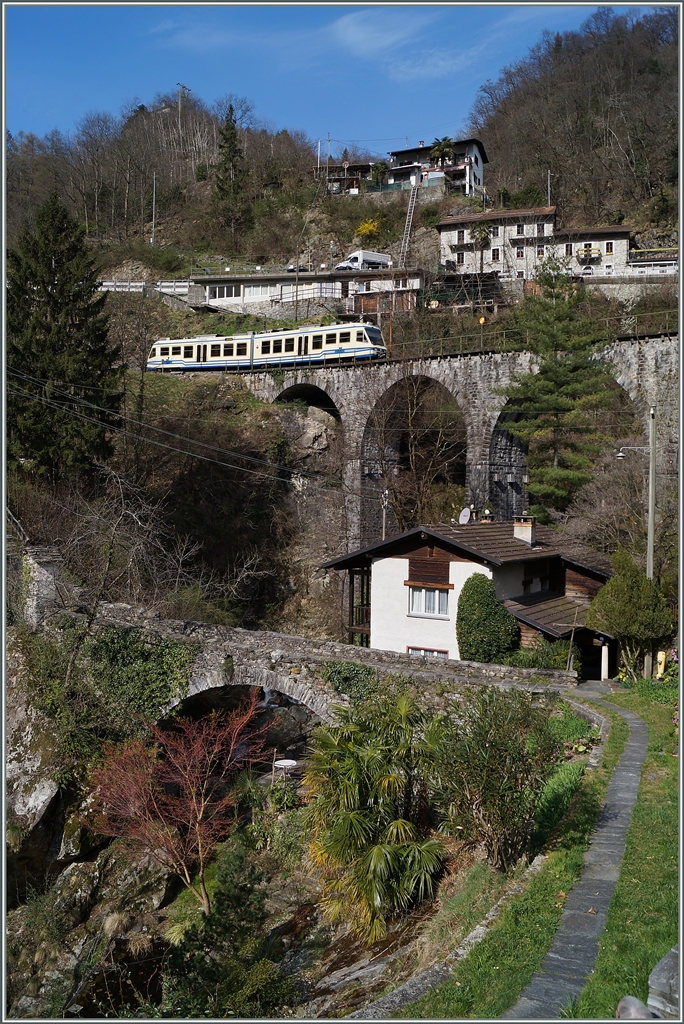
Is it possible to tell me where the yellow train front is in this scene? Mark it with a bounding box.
[147,322,387,372]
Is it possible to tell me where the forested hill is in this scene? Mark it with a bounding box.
[467,6,678,228]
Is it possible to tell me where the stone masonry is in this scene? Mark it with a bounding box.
[241,334,678,548]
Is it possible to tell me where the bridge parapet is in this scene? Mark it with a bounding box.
[93,604,578,723]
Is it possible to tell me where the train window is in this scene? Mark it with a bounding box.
[172,346,181,355]
[211,344,221,357]
[312,335,323,349]
[183,346,192,358]
[325,333,337,345]
[272,339,282,353]
[150,348,157,357]
[356,331,364,343]
[236,342,247,356]
[223,344,234,356]
[160,347,169,356]
[284,338,295,352]
[261,340,271,354]
[339,332,350,344]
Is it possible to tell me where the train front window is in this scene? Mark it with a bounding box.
[160,347,169,356]
[211,344,221,357]
[285,338,295,352]
[236,342,247,356]
[261,340,271,354]
[150,348,157,357]
[339,332,350,345]
[272,339,282,353]
[312,335,323,350]
[325,333,337,345]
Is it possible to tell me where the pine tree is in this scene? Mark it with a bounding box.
[214,104,244,203]
[7,194,121,482]
[501,257,617,519]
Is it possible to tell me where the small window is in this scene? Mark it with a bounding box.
[226,283,240,297]
[457,229,465,244]
[261,340,271,354]
[210,344,220,357]
[339,332,351,344]
[171,346,181,355]
[272,339,282,353]
[312,335,323,350]
[565,243,573,257]
[491,247,500,261]
[605,241,613,255]
[491,225,499,237]
[325,333,337,345]
[160,347,169,356]
[236,342,247,356]
[537,223,545,237]
[537,245,545,257]
[408,647,448,660]
[356,331,364,342]
[516,224,524,236]
[474,154,479,166]
[284,338,295,352]
[516,247,524,259]
[208,287,217,299]
[456,251,465,265]
[223,343,234,356]
[517,270,524,278]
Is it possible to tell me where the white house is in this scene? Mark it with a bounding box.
[186,269,423,315]
[387,138,488,195]
[436,207,634,280]
[322,515,614,679]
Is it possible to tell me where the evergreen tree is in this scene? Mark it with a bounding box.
[456,573,519,663]
[500,257,617,519]
[586,548,673,681]
[7,194,121,482]
[214,104,249,241]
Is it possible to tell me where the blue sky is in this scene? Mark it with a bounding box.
[6,3,645,158]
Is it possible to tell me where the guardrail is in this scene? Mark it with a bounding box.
[98,280,190,295]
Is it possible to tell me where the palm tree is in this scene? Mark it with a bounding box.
[469,220,492,274]
[430,136,454,167]
[304,692,447,941]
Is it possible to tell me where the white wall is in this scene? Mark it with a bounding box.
[370,558,493,660]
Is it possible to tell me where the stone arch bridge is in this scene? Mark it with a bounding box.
[241,334,677,547]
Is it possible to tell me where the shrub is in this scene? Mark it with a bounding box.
[322,660,379,704]
[438,688,559,871]
[506,636,581,675]
[456,573,519,663]
[532,761,585,851]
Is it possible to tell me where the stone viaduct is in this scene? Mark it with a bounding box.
[240,334,678,547]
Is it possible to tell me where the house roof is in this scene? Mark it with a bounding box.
[321,522,577,572]
[388,138,488,163]
[503,593,591,638]
[437,207,556,228]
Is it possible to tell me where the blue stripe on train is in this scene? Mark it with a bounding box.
[148,348,383,371]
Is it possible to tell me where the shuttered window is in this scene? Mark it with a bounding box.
[408,558,450,585]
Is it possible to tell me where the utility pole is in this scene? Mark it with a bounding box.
[547,169,551,207]
[326,132,330,185]
[177,82,190,142]
[644,404,657,678]
[151,171,156,246]
[381,489,389,540]
[317,139,321,178]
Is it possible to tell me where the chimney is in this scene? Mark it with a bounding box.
[481,509,494,523]
[513,513,536,546]
[419,140,424,147]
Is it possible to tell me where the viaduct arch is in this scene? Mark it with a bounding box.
[242,335,677,549]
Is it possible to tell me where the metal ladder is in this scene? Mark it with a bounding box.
[398,184,419,268]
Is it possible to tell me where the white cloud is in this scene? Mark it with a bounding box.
[329,8,438,58]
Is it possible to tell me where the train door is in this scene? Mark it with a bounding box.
[197,344,207,363]
[298,336,308,356]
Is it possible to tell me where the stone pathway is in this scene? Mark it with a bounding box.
[503,691,648,1019]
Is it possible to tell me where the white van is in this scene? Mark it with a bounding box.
[335,250,392,271]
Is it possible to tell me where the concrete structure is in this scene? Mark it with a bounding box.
[186,268,422,319]
[387,138,488,194]
[241,333,678,547]
[648,945,679,1019]
[321,520,613,676]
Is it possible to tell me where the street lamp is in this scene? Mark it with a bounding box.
[615,405,657,676]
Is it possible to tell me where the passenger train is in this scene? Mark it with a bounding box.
[146,322,386,372]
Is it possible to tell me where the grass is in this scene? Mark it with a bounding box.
[395,702,629,1019]
[562,691,678,1018]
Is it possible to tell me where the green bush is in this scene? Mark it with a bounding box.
[456,574,519,663]
[322,660,379,704]
[438,688,559,871]
[506,636,581,676]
